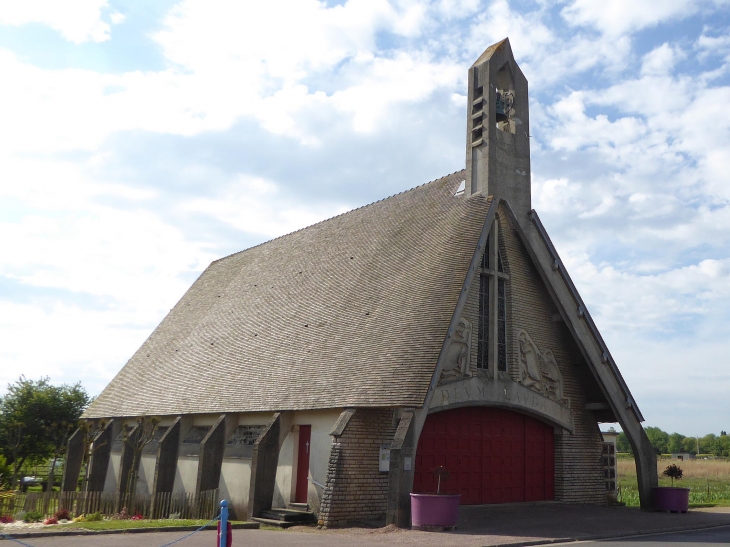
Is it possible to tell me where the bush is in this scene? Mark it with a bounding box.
[54,509,71,521]
[131,512,144,521]
[72,515,86,523]
[663,464,684,486]
[112,507,129,520]
[43,517,58,525]
[23,511,43,523]
[85,512,103,522]
[0,515,14,524]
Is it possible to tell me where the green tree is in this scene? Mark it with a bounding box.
[43,384,91,490]
[644,426,670,455]
[0,377,90,489]
[0,454,11,487]
[0,377,53,487]
[617,432,632,453]
[681,437,697,454]
[718,435,730,457]
[668,432,685,454]
[700,433,719,456]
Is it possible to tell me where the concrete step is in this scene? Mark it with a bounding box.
[288,502,309,511]
[261,508,315,522]
[250,517,300,529]
[254,507,316,528]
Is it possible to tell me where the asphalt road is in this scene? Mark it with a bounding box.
[555,525,730,546]
[7,526,730,547]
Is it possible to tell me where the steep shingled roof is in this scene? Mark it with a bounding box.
[85,170,491,418]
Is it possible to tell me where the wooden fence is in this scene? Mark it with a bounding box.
[0,489,220,520]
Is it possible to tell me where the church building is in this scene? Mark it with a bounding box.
[69,39,657,527]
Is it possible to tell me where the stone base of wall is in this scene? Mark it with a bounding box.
[319,408,396,527]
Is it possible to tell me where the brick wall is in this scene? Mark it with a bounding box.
[500,205,605,504]
[319,408,397,527]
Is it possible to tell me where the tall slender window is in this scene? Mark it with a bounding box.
[477,226,509,372]
[477,240,490,369]
[497,277,507,371]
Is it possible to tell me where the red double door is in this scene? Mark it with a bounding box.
[413,407,554,504]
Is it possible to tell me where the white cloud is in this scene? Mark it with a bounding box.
[180,174,350,239]
[0,0,466,155]
[435,0,480,19]
[641,43,683,76]
[0,0,729,434]
[0,300,142,394]
[465,0,632,88]
[0,0,112,43]
[562,0,700,36]
[110,11,125,25]
[155,0,399,78]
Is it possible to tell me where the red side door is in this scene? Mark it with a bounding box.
[295,425,311,503]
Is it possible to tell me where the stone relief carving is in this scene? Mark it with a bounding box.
[439,318,472,383]
[516,329,568,406]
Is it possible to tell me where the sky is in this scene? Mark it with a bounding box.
[0,0,729,437]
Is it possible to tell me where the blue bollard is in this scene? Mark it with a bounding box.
[218,500,230,547]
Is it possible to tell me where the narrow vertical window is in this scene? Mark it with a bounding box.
[477,238,489,369]
[497,277,507,371]
[477,231,509,373]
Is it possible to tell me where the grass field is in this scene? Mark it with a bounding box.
[59,519,221,530]
[618,457,730,507]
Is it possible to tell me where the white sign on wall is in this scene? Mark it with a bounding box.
[379,446,390,472]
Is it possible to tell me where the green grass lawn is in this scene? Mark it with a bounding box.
[57,519,249,530]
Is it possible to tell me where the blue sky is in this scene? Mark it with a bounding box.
[1,0,729,437]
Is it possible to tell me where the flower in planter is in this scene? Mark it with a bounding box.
[433,466,451,494]
[662,464,683,487]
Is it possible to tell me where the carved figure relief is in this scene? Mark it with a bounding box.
[439,318,472,383]
[516,329,567,406]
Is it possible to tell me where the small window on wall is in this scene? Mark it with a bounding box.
[477,233,509,372]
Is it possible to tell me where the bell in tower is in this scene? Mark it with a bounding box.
[465,38,531,224]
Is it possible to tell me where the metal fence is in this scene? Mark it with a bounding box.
[0,489,220,520]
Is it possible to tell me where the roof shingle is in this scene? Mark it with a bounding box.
[85,170,491,418]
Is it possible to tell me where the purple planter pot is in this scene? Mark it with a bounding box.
[653,487,690,513]
[410,493,461,530]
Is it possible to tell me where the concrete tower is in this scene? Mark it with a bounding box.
[465,38,531,221]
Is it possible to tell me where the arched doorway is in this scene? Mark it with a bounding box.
[413,407,554,504]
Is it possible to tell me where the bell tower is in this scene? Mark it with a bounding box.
[465,38,531,221]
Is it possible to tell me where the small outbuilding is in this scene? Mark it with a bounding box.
[66,39,657,527]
